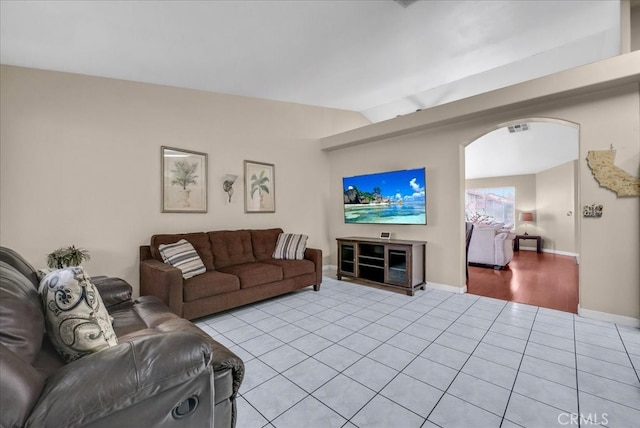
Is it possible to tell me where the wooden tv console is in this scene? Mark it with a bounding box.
[336,236,427,296]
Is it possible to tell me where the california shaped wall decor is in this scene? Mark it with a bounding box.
[586,150,640,197]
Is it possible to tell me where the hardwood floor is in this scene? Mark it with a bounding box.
[467,250,579,313]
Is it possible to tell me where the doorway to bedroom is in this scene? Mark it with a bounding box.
[464,119,580,313]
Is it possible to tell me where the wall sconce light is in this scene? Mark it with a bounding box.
[222,174,238,202]
[519,212,534,235]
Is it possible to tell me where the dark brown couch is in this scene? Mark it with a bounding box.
[0,246,244,428]
[140,228,322,320]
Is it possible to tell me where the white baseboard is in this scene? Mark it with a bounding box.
[425,282,466,294]
[542,249,579,258]
[519,247,579,258]
[578,305,640,328]
[323,268,466,295]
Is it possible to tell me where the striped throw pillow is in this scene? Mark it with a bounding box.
[158,239,206,279]
[272,233,308,260]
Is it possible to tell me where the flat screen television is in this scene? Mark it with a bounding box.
[343,167,427,224]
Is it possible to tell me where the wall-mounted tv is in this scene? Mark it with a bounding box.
[343,167,427,225]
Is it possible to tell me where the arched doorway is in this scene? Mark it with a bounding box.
[464,119,580,313]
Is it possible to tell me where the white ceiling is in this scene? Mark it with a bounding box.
[465,122,579,180]
[1,0,621,122]
[0,0,620,178]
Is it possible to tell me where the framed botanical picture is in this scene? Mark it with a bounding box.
[161,146,207,213]
[244,160,275,213]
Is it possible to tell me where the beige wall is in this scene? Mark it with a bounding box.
[465,174,537,235]
[327,84,640,320]
[0,65,370,295]
[535,161,577,254]
[329,130,464,287]
[572,85,639,320]
[632,4,640,51]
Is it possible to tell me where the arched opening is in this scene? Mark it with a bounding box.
[463,118,580,313]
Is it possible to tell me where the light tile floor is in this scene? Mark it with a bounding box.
[193,276,640,428]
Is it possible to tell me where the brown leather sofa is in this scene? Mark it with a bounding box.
[140,228,322,320]
[0,247,244,428]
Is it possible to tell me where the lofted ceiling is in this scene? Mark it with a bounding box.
[0,0,621,122]
[0,0,622,178]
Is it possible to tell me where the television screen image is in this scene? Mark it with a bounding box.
[343,167,427,225]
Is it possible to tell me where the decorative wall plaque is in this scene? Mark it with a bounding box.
[586,150,640,197]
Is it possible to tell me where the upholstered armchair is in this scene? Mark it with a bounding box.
[467,226,515,269]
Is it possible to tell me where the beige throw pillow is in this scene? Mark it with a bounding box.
[39,267,118,362]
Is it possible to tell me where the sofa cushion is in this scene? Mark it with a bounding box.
[183,271,241,302]
[0,247,40,289]
[150,232,214,270]
[218,263,283,289]
[272,233,308,260]
[0,343,45,428]
[209,230,255,268]
[39,267,118,363]
[263,259,315,279]
[250,228,283,261]
[158,239,207,279]
[0,262,45,364]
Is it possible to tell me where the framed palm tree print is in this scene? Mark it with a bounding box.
[244,160,275,213]
[161,146,207,213]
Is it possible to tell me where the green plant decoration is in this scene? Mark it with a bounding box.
[170,160,199,190]
[250,170,270,200]
[47,245,91,269]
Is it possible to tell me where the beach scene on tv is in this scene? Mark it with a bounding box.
[343,168,427,224]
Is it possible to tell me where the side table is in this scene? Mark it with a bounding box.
[514,235,542,253]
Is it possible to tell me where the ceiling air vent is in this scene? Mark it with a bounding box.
[395,0,419,8]
[508,123,530,133]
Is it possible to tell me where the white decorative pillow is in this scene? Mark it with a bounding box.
[39,267,118,363]
[158,239,206,279]
[272,233,308,260]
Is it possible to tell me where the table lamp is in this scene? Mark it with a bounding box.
[519,212,534,235]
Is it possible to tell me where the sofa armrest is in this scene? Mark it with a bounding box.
[92,276,133,310]
[304,247,323,286]
[208,338,245,396]
[140,259,184,317]
[26,332,214,428]
[494,232,513,242]
[494,233,515,267]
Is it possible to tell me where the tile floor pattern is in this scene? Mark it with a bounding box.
[194,276,640,428]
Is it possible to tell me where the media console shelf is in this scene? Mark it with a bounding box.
[336,236,427,296]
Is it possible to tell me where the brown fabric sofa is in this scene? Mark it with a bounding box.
[140,228,322,320]
[0,246,244,428]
